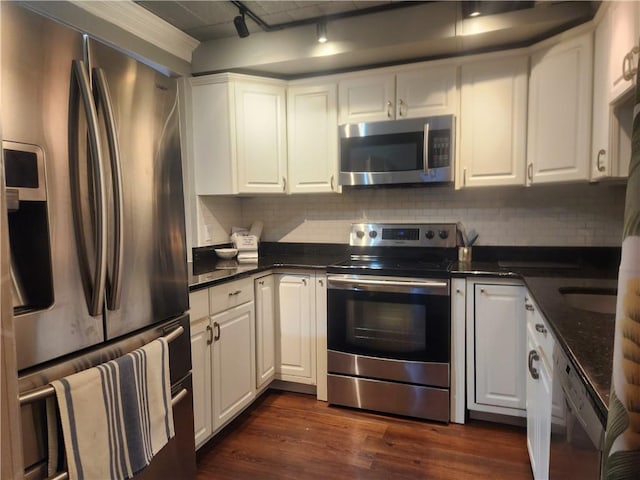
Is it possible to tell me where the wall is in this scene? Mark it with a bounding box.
[197,182,626,247]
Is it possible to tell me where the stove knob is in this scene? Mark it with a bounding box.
[369,231,378,239]
[356,230,365,239]
[439,230,449,240]
[425,230,435,239]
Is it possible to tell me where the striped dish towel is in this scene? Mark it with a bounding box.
[51,337,175,480]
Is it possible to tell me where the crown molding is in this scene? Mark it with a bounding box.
[71,0,199,63]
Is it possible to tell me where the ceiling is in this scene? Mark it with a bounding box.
[136,1,600,77]
[137,1,416,41]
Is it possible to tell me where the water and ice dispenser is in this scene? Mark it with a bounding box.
[3,141,53,314]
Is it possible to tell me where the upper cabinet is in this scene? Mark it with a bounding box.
[338,64,458,124]
[527,31,593,185]
[287,82,339,194]
[189,73,287,195]
[459,54,528,188]
[591,1,638,181]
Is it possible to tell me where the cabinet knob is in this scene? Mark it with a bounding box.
[258,281,264,286]
[319,279,324,287]
[456,288,462,294]
[387,100,393,118]
[480,288,486,294]
[302,278,307,286]
[398,98,405,117]
[525,303,534,311]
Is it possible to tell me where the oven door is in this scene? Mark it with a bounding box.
[327,275,450,384]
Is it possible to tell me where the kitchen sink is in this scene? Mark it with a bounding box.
[559,287,617,315]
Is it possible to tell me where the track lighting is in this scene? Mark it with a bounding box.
[317,22,327,43]
[234,8,250,38]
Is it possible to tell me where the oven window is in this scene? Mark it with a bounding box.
[346,299,426,353]
[328,289,449,363]
[340,132,424,173]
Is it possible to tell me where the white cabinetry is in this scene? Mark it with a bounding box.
[459,54,528,188]
[338,64,457,124]
[527,31,593,185]
[189,289,212,449]
[525,294,561,480]
[211,302,255,429]
[466,280,526,416]
[287,83,339,193]
[189,277,256,449]
[255,274,276,390]
[189,73,287,195]
[591,2,638,181]
[276,273,316,384]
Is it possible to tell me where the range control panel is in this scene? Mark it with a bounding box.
[349,223,457,248]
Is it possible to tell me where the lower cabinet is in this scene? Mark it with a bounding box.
[466,279,527,417]
[255,274,276,390]
[276,273,316,384]
[211,302,256,430]
[526,330,553,480]
[189,278,256,449]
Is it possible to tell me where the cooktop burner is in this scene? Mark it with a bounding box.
[327,223,458,278]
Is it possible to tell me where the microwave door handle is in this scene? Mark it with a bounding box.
[69,60,108,316]
[423,123,430,174]
[92,67,124,311]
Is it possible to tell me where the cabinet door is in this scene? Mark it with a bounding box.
[338,74,395,124]
[472,283,526,411]
[276,274,316,383]
[255,275,276,390]
[287,83,339,194]
[395,64,458,119]
[527,32,593,185]
[608,1,640,102]
[460,56,528,187]
[315,274,328,401]
[526,334,552,480]
[190,314,212,449]
[592,10,612,180]
[211,302,256,431]
[235,81,287,193]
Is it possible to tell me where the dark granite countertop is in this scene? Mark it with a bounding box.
[189,243,620,420]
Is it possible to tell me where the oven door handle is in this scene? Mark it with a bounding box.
[328,276,448,294]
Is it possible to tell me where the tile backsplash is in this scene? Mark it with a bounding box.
[198,182,626,247]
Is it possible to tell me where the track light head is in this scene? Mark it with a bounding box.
[234,9,250,38]
[317,22,327,43]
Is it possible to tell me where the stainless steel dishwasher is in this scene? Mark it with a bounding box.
[549,346,604,479]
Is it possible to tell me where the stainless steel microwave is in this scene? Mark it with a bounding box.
[338,115,455,186]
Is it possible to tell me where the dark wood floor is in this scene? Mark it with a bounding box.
[196,390,532,480]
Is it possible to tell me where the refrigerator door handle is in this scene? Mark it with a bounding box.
[69,59,108,316]
[92,67,124,311]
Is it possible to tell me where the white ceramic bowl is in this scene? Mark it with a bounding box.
[215,248,238,259]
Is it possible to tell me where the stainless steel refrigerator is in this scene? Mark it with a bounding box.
[3,3,195,479]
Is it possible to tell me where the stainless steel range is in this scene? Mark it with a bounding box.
[326,223,457,422]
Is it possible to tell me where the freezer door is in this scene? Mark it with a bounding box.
[88,39,188,339]
[2,4,105,370]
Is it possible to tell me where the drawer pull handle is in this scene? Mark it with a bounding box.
[528,350,540,380]
[535,323,547,335]
[525,303,534,311]
[228,290,242,296]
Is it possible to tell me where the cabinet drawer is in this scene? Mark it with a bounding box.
[189,289,210,321]
[210,277,254,315]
